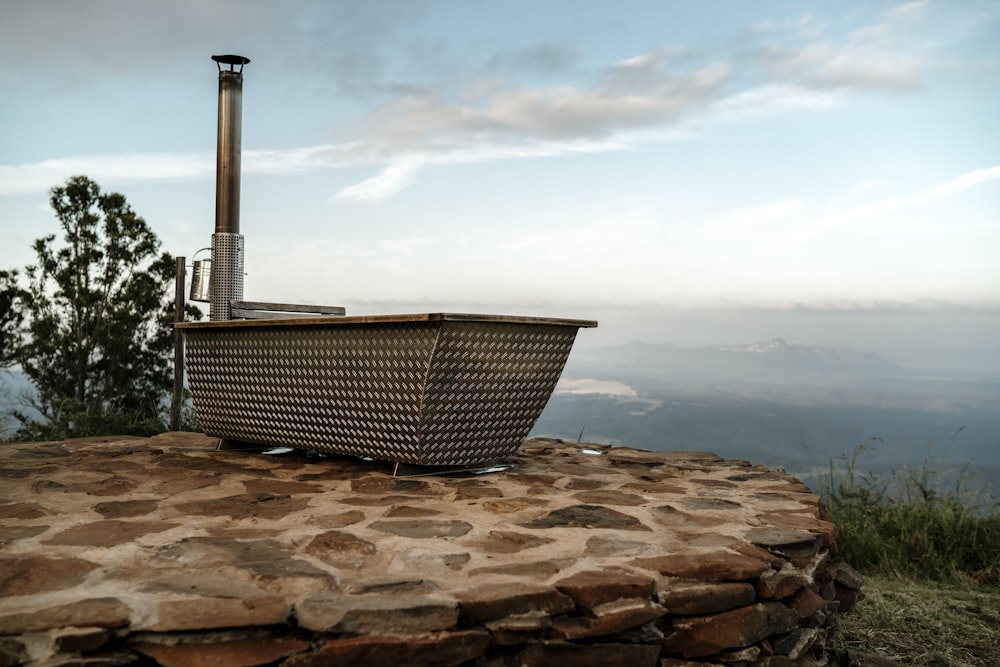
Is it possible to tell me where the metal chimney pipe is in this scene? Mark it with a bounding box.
[210,54,250,321]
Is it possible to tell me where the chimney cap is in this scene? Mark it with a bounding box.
[212,54,250,70]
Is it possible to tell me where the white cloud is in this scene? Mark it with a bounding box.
[920,165,1000,200]
[754,1,930,91]
[362,58,731,149]
[706,83,838,123]
[0,132,619,201]
[616,53,660,69]
[244,145,356,174]
[0,152,213,196]
[734,164,1000,257]
[0,0,971,205]
[819,165,1000,230]
[332,162,420,201]
[0,145,362,196]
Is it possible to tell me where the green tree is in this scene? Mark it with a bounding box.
[0,269,23,368]
[5,175,188,439]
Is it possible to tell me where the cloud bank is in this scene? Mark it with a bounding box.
[0,1,954,201]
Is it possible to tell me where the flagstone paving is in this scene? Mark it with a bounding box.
[0,432,862,666]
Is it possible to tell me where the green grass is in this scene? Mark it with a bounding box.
[818,438,1000,585]
[817,438,1000,665]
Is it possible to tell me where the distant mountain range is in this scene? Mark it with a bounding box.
[570,338,901,386]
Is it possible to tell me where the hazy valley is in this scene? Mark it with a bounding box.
[532,338,1000,495]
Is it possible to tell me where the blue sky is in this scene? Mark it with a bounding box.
[1,1,998,355]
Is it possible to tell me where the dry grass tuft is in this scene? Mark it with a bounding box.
[838,574,1000,666]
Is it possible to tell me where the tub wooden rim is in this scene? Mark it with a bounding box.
[176,312,598,330]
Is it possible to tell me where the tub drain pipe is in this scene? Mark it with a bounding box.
[210,54,249,321]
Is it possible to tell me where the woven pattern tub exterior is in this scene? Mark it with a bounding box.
[177,313,596,465]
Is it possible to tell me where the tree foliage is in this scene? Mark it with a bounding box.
[3,176,190,439]
[0,269,23,368]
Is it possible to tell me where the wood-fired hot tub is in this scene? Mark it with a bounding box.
[177,313,596,465]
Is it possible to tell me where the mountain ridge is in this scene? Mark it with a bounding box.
[572,337,900,383]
